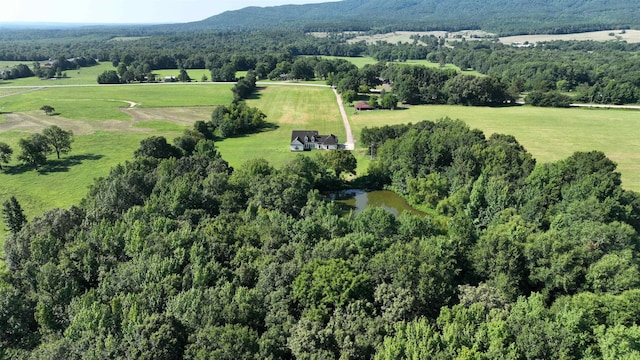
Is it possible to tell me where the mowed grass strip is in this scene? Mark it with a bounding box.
[216,85,345,169]
[349,104,640,191]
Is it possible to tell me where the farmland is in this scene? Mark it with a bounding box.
[1,81,639,228]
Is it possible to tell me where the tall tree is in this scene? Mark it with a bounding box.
[42,125,74,159]
[0,142,12,170]
[2,196,27,234]
[319,150,357,179]
[18,134,51,170]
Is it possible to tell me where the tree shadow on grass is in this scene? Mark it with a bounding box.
[245,87,266,100]
[3,154,104,175]
[39,154,104,174]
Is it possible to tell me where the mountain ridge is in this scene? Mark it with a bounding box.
[187,0,640,35]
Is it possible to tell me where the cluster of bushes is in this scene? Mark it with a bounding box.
[0,64,33,80]
[526,91,573,107]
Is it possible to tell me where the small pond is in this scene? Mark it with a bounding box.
[331,190,425,217]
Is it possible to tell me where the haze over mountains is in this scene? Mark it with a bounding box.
[192,0,640,35]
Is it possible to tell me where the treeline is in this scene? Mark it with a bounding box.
[2,119,640,358]
[326,60,514,106]
[3,25,640,104]
[435,40,640,105]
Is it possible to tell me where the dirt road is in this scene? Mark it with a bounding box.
[332,87,354,150]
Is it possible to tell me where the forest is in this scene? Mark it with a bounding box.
[197,0,640,35]
[2,28,639,105]
[2,117,640,358]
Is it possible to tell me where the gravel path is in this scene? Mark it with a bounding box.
[332,87,354,150]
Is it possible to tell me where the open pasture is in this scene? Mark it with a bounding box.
[350,104,640,191]
[0,83,234,120]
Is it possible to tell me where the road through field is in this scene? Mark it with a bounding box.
[1,81,357,149]
[332,87,354,150]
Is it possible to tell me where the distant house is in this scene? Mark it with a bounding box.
[355,101,375,111]
[290,130,339,151]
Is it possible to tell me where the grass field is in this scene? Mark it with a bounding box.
[217,85,345,168]
[315,56,482,75]
[0,84,234,120]
[0,63,116,87]
[349,105,640,191]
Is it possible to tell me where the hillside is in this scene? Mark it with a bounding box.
[191,0,640,35]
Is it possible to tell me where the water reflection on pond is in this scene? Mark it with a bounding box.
[332,190,425,217]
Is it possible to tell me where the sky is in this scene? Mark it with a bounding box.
[0,0,334,24]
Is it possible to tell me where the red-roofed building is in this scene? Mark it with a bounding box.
[355,101,375,111]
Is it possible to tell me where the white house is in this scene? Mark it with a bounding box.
[290,130,339,151]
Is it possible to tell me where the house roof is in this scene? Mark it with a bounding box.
[291,130,319,142]
[322,134,338,146]
[290,130,338,146]
[355,101,374,110]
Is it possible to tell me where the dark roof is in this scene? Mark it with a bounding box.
[291,130,319,142]
[322,134,338,146]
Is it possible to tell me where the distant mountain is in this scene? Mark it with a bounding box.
[189,0,640,35]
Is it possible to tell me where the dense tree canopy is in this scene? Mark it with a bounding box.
[1,115,639,358]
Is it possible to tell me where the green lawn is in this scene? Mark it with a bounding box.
[217,85,345,169]
[0,83,341,242]
[0,131,173,240]
[349,105,640,192]
[153,69,212,82]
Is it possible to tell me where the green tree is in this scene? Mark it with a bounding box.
[18,133,51,170]
[177,68,191,82]
[0,142,13,170]
[42,125,73,159]
[342,89,357,104]
[374,318,444,359]
[133,136,182,159]
[319,150,357,179]
[97,70,120,84]
[40,105,55,116]
[2,196,27,234]
[380,93,398,109]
